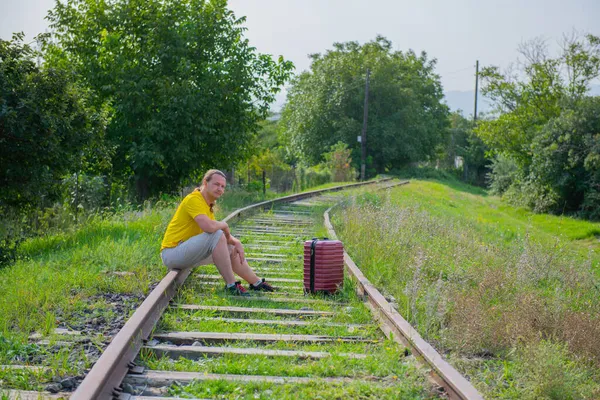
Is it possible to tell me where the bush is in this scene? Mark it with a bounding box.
[62,173,108,212]
[0,237,21,269]
[324,142,356,182]
[487,154,519,195]
[294,164,330,191]
[486,97,600,219]
[392,165,459,182]
[503,180,560,214]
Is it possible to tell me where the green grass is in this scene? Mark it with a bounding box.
[333,178,600,399]
[141,342,411,378]
[166,378,435,400]
[394,179,600,248]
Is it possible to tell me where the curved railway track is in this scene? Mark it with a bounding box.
[4,179,483,400]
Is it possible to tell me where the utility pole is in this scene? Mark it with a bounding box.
[473,60,479,122]
[360,68,370,181]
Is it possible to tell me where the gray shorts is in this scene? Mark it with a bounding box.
[161,230,232,270]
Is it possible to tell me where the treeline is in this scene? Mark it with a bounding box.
[1,0,292,214]
[478,34,600,219]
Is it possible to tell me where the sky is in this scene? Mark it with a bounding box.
[1,0,599,95]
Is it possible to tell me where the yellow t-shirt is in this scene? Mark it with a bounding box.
[160,190,215,250]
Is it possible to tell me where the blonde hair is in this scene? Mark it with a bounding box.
[200,169,226,188]
[198,169,227,203]
[197,170,226,212]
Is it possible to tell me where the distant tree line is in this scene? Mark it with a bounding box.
[477,34,600,219]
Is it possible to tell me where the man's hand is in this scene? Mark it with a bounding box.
[219,221,231,239]
[229,237,245,264]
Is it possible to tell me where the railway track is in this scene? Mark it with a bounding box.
[3,179,483,399]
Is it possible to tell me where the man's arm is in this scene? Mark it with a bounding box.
[194,215,245,263]
[194,215,231,240]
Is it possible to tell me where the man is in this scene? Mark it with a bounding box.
[160,169,274,296]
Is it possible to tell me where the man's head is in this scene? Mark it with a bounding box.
[201,169,227,202]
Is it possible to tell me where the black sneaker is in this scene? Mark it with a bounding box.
[250,278,276,292]
[225,281,250,297]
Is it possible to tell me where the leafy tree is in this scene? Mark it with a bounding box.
[46,0,293,199]
[279,36,449,176]
[477,33,600,217]
[0,33,108,209]
[476,34,600,167]
[528,97,600,216]
[444,112,488,185]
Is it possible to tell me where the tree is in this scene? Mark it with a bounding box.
[279,36,449,176]
[528,97,600,216]
[46,0,293,199]
[476,34,600,168]
[0,33,108,209]
[476,33,600,217]
[443,112,488,185]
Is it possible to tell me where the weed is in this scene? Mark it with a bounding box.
[333,179,600,397]
[515,340,600,400]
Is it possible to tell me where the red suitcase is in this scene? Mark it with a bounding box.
[303,238,344,294]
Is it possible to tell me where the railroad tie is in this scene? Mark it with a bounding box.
[151,331,370,344]
[144,344,368,360]
[195,274,302,284]
[173,304,334,317]
[188,317,366,328]
[123,370,385,387]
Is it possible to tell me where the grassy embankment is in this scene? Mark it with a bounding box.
[333,178,600,399]
[0,182,356,391]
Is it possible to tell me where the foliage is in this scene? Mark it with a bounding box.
[46,0,294,199]
[476,34,600,218]
[294,163,331,191]
[476,34,600,165]
[529,97,600,217]
[0,33,109,210]
[441,112,489,185]
[333,180,600,398]
[487,153,519,195]
[280,36,449,176]
[62,173,109,212]
[323,141,355,182]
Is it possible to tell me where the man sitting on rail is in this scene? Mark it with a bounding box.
[160,169,275,296]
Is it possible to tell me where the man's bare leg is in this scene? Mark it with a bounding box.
[211,234,236,284]
[230,246,259,284]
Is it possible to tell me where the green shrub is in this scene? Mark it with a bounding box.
[487,154,519,195]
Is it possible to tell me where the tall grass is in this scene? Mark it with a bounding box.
[0,205,174,335]
[333,182,600,399]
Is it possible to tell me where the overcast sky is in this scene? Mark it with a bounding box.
[1,0,598,92]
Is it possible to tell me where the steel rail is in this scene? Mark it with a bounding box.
[71,178,391,400]
[323,183,484,400]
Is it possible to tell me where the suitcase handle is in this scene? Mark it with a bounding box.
[309,237,330,293]
[310,238,318,293]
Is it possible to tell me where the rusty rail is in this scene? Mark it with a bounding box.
[323,183,484,400]
[71,178,391,400]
